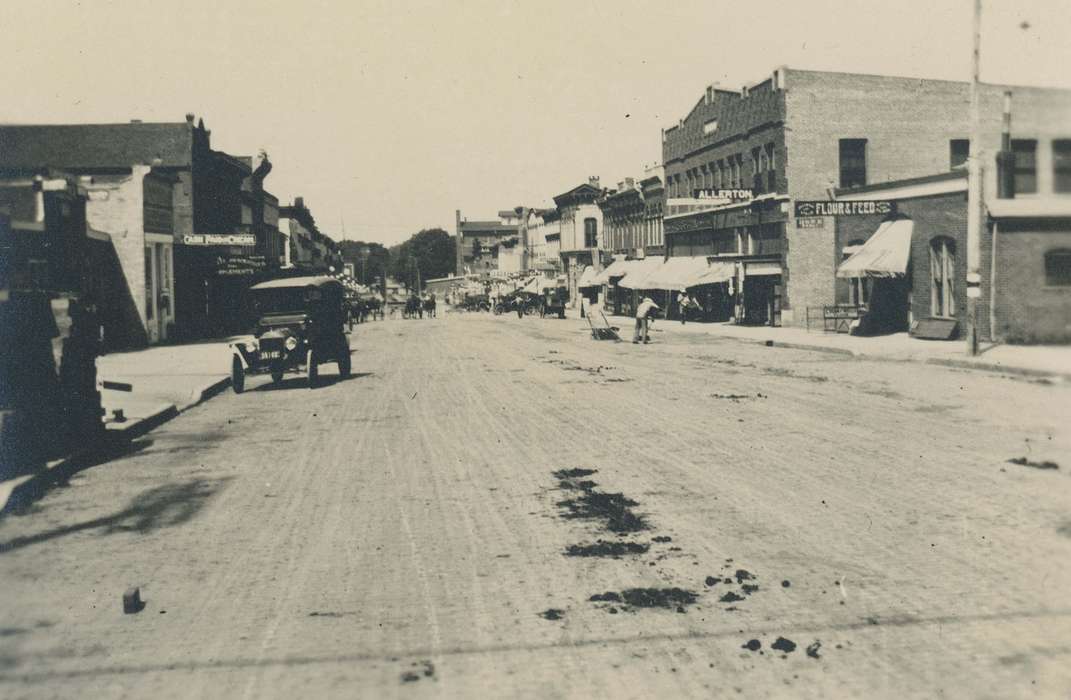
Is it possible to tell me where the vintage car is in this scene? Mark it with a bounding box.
[230,276,351,392]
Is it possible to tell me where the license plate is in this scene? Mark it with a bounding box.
[261,351,282,360]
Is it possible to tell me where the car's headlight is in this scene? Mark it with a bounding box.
[284,336,298,351]
[244,340,257,353]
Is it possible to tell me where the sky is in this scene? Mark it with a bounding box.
[2,0,1069,246]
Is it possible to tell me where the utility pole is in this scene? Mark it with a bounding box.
[964,0,983,356]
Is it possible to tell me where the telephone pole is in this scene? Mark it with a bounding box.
[964,0,983,356]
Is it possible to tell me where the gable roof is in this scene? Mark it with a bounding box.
[0,123,195,171]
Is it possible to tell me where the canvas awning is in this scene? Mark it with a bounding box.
[617,257,665,290]
[641,256,710,291]
[577,265,600,288]
[591,256,631,286]
[691,260,736,286]
[836,218,914,279]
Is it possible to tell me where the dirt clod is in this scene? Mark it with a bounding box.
[743,639,761,651]
[553,468,598,479]
[593,588,698,609]
[772,637,797,653]
[806,641,822,659]
[741,584,759,595]
[720,591,745,603]
[539,608,565,620]
[1007,457,1059,470]
[734,569,755,582]
[705,576,720,587]
[565,541,649,557]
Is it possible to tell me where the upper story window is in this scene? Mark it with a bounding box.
[950,139,969,170]
[703,119,718,135]
[1012,139,1038,194]
[1045,249,1071,286]
[583,218,598,248]
[839,139,868,188]
[1053,140,1071,194]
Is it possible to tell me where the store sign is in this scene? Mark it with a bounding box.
[182,233,256,246]
[215,254,266,276]
[692,188,753,201]
[794,201,895,217]
[796,217,824,229]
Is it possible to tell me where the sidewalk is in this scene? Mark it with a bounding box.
[606,313,1071,379]
[96,337,239,429]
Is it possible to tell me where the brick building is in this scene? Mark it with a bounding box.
[279,197,341,273]
[454,210,519,276]
[835,170,1071,344]
[0,115,280,339]
[553,178,606,306]
[660,67,1071,328]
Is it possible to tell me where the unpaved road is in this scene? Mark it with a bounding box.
[1,311,1069,699]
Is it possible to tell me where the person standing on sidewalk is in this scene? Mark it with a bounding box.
[633,297,659,344]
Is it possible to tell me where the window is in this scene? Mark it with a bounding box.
[1053,140,1071,194]
[1045,249,1071,286]
[843,239,869,306]
[839,139,867,188]
[714,161,723,189]
[766,143,777,192]
[703,119,718,135]
[584,218,597,248]
[1012,139,1037,194]
[950,139,970,170]
[144,246,154,320]
[930,237,956,318]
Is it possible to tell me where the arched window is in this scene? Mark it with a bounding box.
[1045,249,1071,286]
[930,237,956,317]
[584,218,598,248]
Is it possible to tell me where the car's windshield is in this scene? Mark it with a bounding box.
[251,287,312,315]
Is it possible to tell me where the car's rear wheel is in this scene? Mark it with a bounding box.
[231,355,245,394]
[306,349,318,388]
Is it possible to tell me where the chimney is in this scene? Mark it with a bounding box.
[294,196,305,210]
[185,113,195,124]
[741,85,750,98]
[772,67,786,90]
[625,177,635,189]
[588,176,600,189]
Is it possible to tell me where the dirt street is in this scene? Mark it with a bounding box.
[1,312,1069,699]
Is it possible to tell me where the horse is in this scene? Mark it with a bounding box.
[423,295,436,318]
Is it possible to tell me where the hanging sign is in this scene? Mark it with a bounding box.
[182,233,256,246]
[794,201,895,217]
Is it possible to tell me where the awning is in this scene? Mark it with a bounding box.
[577,265,600,288]
[591,256,631,285]
[744,262,782,277]
[617,257,667,290]
[691,260,736,286]
[836,218,914,279]
[642,256,712,291]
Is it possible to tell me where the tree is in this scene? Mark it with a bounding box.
[389,228,456,290]
[338,240,390,286]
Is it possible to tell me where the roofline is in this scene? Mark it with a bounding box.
[836,170,967,200]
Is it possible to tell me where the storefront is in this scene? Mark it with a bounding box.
[143,234,175,344]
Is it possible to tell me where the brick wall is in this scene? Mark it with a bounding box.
[991,222,1071,343]
[84,166,152,348]
[782,69,1071,326]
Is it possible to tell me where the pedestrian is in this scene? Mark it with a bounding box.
[633,296,659,344]
[678,289,703,324]
[515,295,524,319]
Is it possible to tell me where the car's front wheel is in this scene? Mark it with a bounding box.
[306,349,318,388]
[231,355,245,394]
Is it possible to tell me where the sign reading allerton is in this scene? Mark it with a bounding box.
[692,188,753,201]
[794,201,895,217]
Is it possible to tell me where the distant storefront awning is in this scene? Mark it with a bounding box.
[617,257,665,290]
[691,260,736,286]
[591,256,630,286]
[836,218,914,279]
[641,256,704,291]
[577,265,600,288]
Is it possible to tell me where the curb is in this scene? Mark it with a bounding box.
[0,375,231,516]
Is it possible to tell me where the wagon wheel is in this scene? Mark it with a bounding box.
[306,348,318,388]
[231,355,245,394]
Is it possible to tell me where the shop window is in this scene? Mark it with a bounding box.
[1045,249,1071,286]
[584,218,597,248]
[950,139,969,170]
[839,139,867,188]
[1053,140,1071,194]
[844,239,868,306]
[1012,139,1037,194]
[930,237,956,318]
[144,246,154,320]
